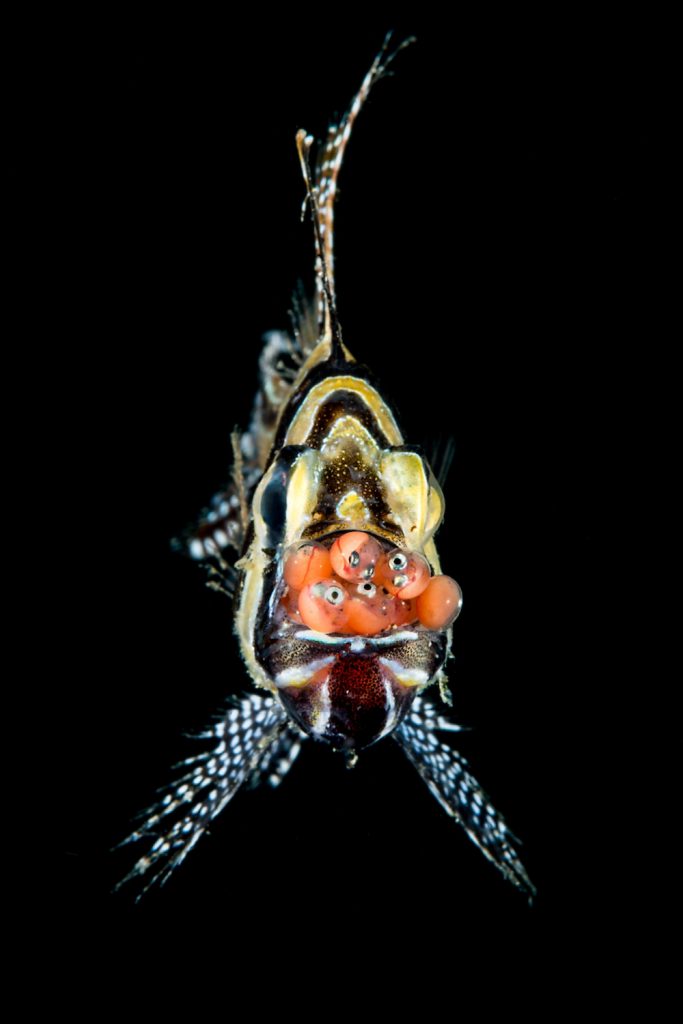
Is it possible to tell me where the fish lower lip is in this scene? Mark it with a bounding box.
[292,628,420,646]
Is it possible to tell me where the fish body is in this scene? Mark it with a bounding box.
[238,348,449,752]
[119,36,534,899]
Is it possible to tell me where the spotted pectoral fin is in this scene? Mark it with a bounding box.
[175,430,259,566]
[247,723,305,789]
[115,694,288,898]
[175,488,244,565]
[394,697,535,897]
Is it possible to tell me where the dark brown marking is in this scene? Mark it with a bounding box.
[270,359,403,455]
[305,391,390,449]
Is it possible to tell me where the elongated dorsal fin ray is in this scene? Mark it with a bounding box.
[296,128,345,361]
[296,31,416,354]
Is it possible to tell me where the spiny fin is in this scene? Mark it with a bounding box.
[298,32,416,342]
[115,694,288,899]
[394,696,536,898]
[247,723,305,789]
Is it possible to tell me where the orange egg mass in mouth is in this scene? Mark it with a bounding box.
[280,532,461,636]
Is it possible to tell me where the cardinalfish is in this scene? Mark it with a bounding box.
[117,34,535,899]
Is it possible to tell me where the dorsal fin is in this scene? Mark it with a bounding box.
[296,31,416,359]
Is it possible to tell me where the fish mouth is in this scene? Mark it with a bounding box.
[251,532,451,749]
[253,527,453,703]
[259,622,448,695]
[274,648,427,751]
[288,627,422,648]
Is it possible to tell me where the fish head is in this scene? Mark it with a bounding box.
[236,367,461,753]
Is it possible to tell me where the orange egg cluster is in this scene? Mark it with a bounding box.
[280,532,462,635]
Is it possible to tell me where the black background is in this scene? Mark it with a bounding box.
[14,11,669,979]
